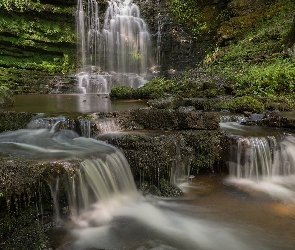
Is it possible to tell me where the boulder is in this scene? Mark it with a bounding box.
[117,107,220,130]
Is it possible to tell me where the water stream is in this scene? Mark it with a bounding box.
[76,0,153,94]
[1,123,295,249]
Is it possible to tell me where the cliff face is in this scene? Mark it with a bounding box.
[0,0,77,94]
[0,0,294,94]
[136,0,295,73]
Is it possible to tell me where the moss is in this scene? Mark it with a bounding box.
[0,1,76,92]
[181,130,223,174]
[109,86,134,99]
[0,207,50,250]
[216,96,265,113]
[203,0,295,99]
[0,86,14,107]
[218,12,261,40]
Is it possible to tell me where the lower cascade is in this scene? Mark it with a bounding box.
[227,134,295,202]
[0,128,265,250]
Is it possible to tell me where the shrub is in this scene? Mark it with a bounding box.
[230,96,264,113]
[109,86,133,99]
[134,77,168,99]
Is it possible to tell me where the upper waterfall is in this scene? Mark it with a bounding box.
[76,0,153,94]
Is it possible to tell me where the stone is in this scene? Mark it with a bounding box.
[118,107,220,130]
[0,111,35,132]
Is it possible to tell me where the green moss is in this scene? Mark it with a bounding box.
[133,77,170,99]
[216,96,265,113]
[168,0,220,37]
[204,0,295,99]
[109,86,134,99]
[0,2,76,92]
[0,86,14,107]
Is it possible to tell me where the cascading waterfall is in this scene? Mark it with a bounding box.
[0,128,139,216]
[227,134,295,202]
[1,126,287,249]
[76,0,153,94]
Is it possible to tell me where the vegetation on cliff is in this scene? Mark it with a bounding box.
[0,0,76,94]
[167,0,295,109]
[113,0,295,112]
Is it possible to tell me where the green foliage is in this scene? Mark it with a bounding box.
[0,0,74,14]
[110,86,134,99]
[234,58,295,96]
[110,74,225,100]
[134,77,172,99]
[216,96,265,113]
[260,96,295,111]
[204,0,295,99]
[0,0,30,12]
[168,0,201,36]
[0,4,76,90]
[168,0,218,36]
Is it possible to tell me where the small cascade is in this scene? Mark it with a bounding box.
[77,72,114,94]
[228,134,295,202]
[0,128,139,217]
[28,116,90,137]
[28,116,77,132]
[220,115,245,123]
[94,118,122,134]
[76,0,154,94]
[229,136,275,179]
[170,141,192,185]
[64,148,138,216]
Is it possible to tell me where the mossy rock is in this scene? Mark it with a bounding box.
[0,111,34,132]
[109,86,134,99]
[0,86,14,108]
[216,96,265,113]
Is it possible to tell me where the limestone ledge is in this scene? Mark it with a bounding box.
[0,111,35,132]
[117,107,220,131]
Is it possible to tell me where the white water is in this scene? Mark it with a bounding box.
[71,196,254,250]
[1,128,295,249]
[76,0,153,94]
[227,134,295,202]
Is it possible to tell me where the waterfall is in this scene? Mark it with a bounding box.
[0,129,139,216]
[76,0,153,94]
[229,135,295,179]
[227,134,295,202]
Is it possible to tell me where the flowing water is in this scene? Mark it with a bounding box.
[221,120,295,203]
[1,123,295,249]
[76,0,153,94]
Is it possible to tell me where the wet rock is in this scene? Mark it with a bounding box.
[96,130,227,187]
[96,132,194,195]
[259,116,295,129]
[118,107,220,130]
[0,111,35,132]
[0,86,14,108]
[0,156,79,208]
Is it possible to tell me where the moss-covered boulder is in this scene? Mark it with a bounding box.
[0,111,34,132]
[0,156,80,250]
[0,86,14,107]
[117,107,220,130]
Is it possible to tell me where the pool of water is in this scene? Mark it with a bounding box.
[49,175,295,250]
[0,94,147,114]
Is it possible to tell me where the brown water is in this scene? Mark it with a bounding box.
[0,94,147,114]
[49,175,295,250]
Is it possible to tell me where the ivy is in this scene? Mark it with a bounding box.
[168,0,204,36]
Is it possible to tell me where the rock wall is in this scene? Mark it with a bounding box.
[0,0,77,93]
